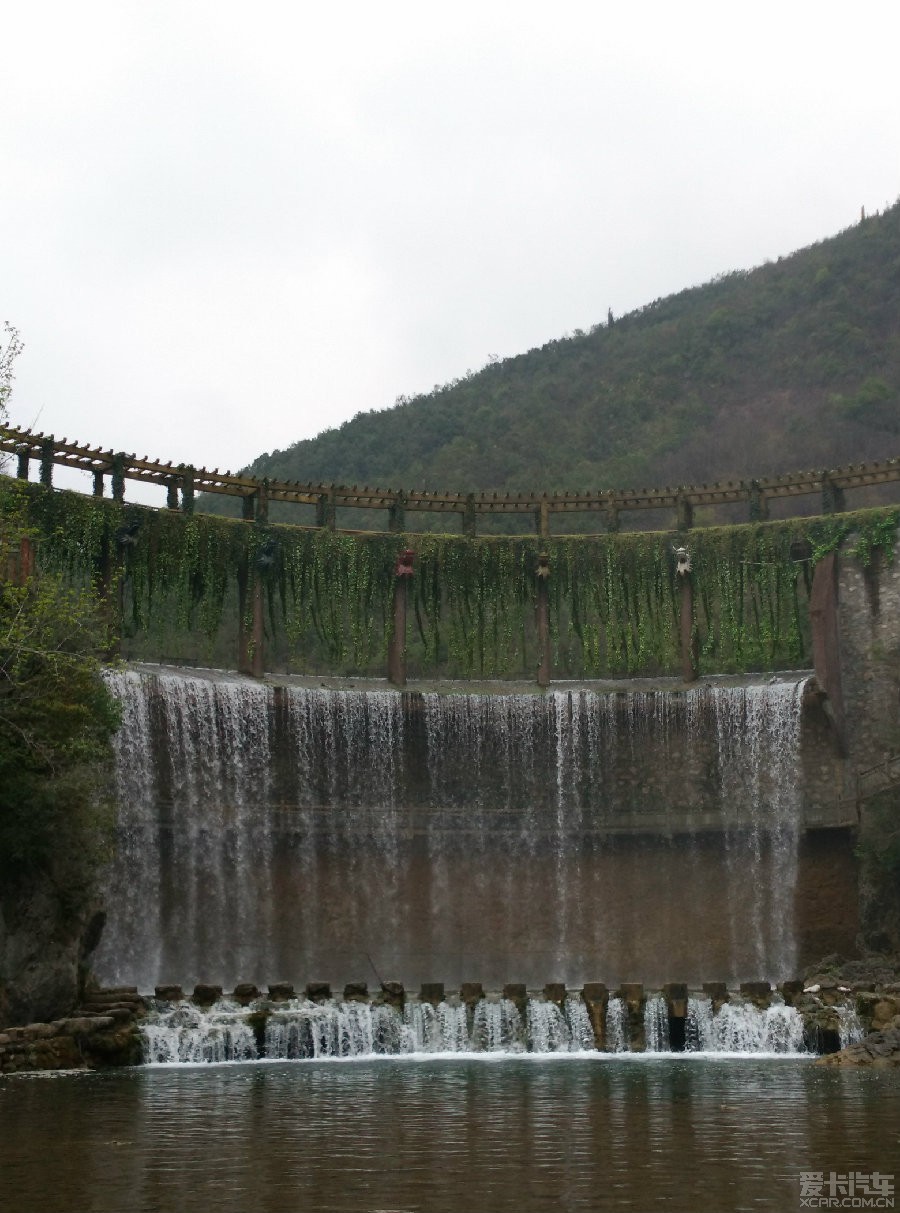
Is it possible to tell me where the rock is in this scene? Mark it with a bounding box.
[0,879,106,1028]
[872,996,900,1027]
[819,1026,900,1067]
[460,983,484,1004]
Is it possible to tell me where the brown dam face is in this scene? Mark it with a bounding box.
[95,668,857,994]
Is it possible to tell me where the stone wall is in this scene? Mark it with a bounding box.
[834,536,900,951]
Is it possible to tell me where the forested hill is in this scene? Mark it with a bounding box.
[204,203,900,518]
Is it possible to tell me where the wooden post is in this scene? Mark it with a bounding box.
[388,549,414,687]
[92,468,105,497]
[166,480,179,510]
[536,552,551,688]
[16,446,29,481]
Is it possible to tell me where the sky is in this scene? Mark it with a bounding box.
[3,0,900,504]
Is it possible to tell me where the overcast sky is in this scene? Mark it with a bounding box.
[3,0,899,503]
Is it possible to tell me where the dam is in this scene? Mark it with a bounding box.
[95,665,856,994]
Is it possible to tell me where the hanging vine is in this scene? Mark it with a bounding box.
[3,478,897,681]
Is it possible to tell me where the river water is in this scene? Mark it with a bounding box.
[2,1057,897,1213]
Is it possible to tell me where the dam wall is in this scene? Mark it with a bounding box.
[94,668,857,993]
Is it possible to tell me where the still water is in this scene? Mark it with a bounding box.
[1,1057,898,1213]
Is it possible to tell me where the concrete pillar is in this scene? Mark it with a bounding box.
[388,491,406,533]
[462,494,477,538]
[536,552,551,688]
[664,982,688,1051]
[675,546,697,682]
[388,549,414,687]
[810,552,846,756]
[582,983,609,1050]
[420,983,444,1006]
[619,983,646,1051]
[180,467,195,515]
[39,438,54,487]
[676,494,693,532]
[238,560,265,678]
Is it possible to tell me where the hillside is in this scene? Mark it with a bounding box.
[202,203,900,527]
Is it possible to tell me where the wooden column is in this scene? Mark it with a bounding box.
[16,446,29,481]
[536,552,551,688]
[388,549,414,687]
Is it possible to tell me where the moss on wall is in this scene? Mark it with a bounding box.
[3,477,897,679]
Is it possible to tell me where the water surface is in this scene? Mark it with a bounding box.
[2,1056,897,1212]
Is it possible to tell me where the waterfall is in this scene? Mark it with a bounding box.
[98,666,810,992]
[604,997,629,1052]
[138,992,816,1061]
[643,996,670,1052]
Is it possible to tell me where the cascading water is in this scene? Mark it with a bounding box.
[139,992,819,1061]
[98,666,811,992]
[682,996,806,1054]
[643,996,670,1052]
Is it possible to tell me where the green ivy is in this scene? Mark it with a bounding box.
[3,478,898,680]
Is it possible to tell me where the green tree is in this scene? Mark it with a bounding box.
[0,496,119,894]
[0,321,23,421]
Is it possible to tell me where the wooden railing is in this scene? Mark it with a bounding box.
[2,423,900,536]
